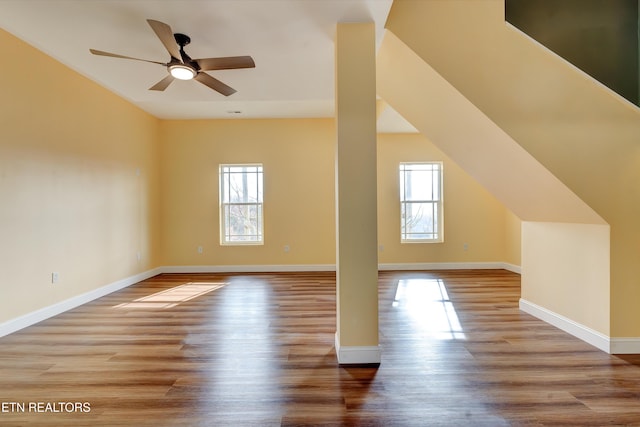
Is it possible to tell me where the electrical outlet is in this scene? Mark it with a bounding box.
[463,243,469,251]
[51,272,60,284]
[137,251,142,262]
[284,245,290,253]
[197,246,203,254]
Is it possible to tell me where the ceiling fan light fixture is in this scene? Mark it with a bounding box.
[169,64,196,80]
[90,19,254,96]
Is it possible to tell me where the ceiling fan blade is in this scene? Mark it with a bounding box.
[195,56,255,71]
[147,19,182,60]
[194,72,237,96]
[89,49,165,65]
[149,75,175,91]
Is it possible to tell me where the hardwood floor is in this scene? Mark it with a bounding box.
[1,270,640,426]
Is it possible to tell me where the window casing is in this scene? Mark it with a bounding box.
[400,162,443,243]
[219,164,264,245]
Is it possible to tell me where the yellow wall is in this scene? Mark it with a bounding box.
[0,29,161,324]
[522,222,610,335]
[158,118,337,267]
[159,119,517,269]
[503,210,522,268]
[377,133,514,265]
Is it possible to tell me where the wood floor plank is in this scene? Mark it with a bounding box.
[1,270,640,425]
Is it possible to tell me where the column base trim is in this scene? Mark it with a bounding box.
[335,332,381,365]
[610,338,640,354]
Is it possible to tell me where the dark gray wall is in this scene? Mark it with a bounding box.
[506,0,639,105]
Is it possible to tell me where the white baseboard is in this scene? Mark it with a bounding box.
[519,298,611,353]
[379,262,521,274]
[161,264,336,273]
[610,338,640,354]
[335,333,381,365]
[501,263,522,274]
[0,267,163,339]
[163,262,522,274]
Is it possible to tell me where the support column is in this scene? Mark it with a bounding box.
[334,22,380,365]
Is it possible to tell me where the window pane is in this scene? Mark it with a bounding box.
[400,162,442,242]
[229,171,246,203]
[408,170,433,201]
[223,204,231,238]
[220,164,264,244]
[221,171,230,203]
[402,202,436,237]
[401,165,441,202]
[226,203,261,241]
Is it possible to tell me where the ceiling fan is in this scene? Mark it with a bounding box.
[90,19,255,96]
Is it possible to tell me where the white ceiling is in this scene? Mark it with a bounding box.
[0,0,416,132]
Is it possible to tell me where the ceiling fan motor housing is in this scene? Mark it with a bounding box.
[174,33,191,47]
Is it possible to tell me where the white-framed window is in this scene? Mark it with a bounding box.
[219,164,264,245]
[399,162,443,243]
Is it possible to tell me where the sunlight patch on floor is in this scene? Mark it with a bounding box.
[393,279,466,340]
[113,282,227,309]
